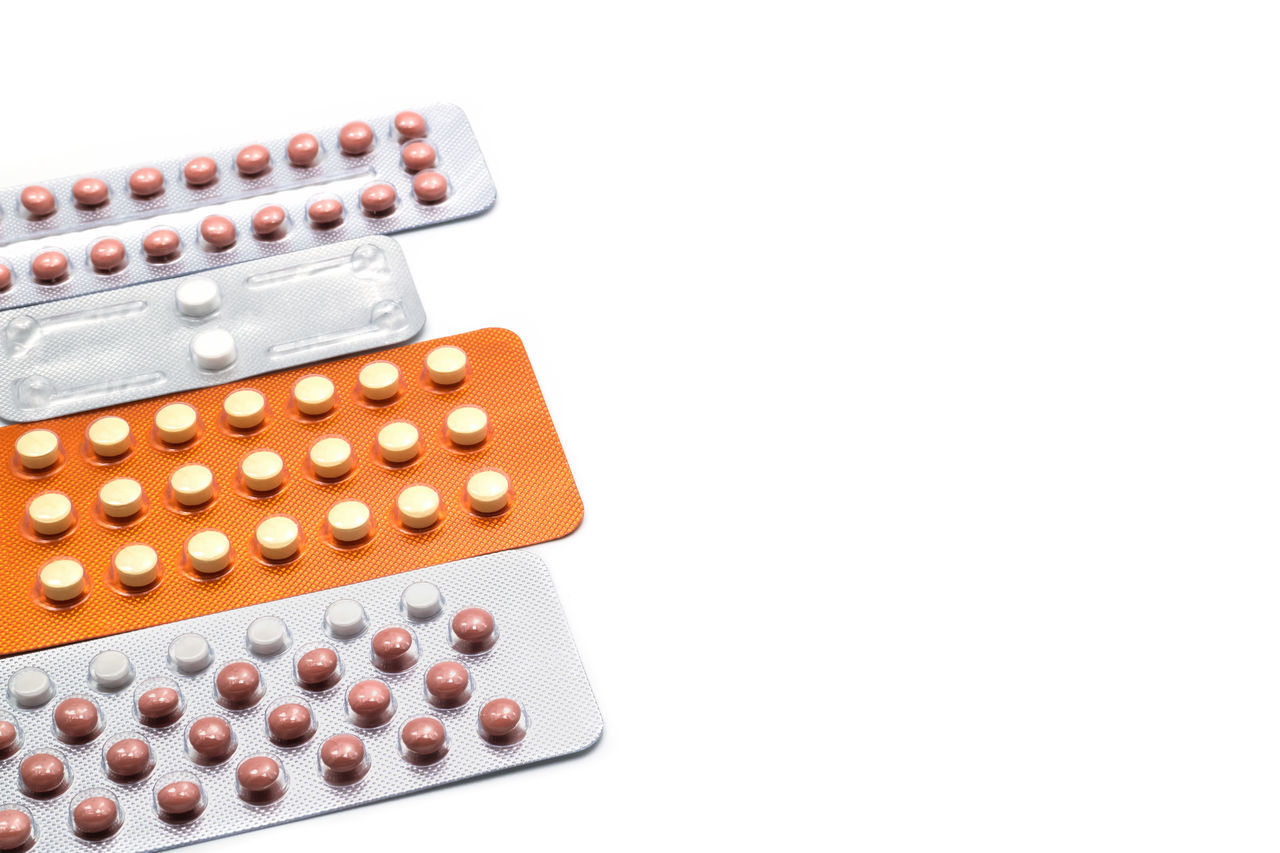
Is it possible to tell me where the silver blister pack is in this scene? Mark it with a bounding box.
[0,550,602,852]
[0,236,426,423]
[0,103,495,310]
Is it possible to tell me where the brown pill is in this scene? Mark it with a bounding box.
[89,238,126,273]
[72,177,109,207]
[394,110,427,139]
[287,133,319,166]
[296,646,340,689]
[0,809,31,850]
[480,698,525,739]
[54,698,99,741]
[347,679,393,727]
[216,662,261,708]
[0,721,19,757]
[371,627,416,672]
[252,205,287,237]
[184,156,218,186]
[136,686,182,724]
[320,733,366,774]
[19,752,66,794]
[360,183,396,215]
[72,796,117,835]
[187,716,234,762]
[0,265,11,291]
[236,755,284,802]
[308,198,343,224]
[425,661,471,706]
[30,250,68,283]
[267,703,313,743]
[200,215,236,248]
[143,229,181,259]
[338,121,375,155]
[155,780,202,817]
[401,716,446,758]
[412,170,448,203]
[105,737,152,778]
[452,607,495,646]
[19,186,55,217]
[401,141,437,172]
[236,144,271,175]
[129,167,164,197]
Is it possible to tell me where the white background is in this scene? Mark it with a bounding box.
[0,1,1275,850]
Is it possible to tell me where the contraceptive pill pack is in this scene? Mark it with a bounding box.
[0,551,602,852]
[0,237,425,422]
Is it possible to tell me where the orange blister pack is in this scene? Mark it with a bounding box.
[0,328,583,655]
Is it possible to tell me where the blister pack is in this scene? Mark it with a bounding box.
[0,328,583,655]
[0,550,602,852]
[0,237,425,422]
[0,104,494,310]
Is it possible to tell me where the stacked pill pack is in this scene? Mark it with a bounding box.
[0,104,601,851]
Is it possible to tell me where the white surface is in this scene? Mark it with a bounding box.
[174,278,221,318]
[87,651,134,693]
[323,600,369,640]
[167,635,212,676]
[189,329,236,372]
[400,582,444,622]
[244,618,290,658]
[6,668,53,709]
[5,1,1280,851]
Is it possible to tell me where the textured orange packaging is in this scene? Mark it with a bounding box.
[0,328,583,655]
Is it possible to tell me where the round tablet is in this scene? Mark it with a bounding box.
[30,250,68,283]
[187,716,234,762]
[401,716,447,760]
[155,779,202,818]
[170,464,214,507]
[310,437,353,478]
[72,795,118,836]
[452,607,496,647]
[466,470,510,513]
[155,403,198,444]
[19,753,66,794]
[425,661,471,706]
[396,486,440,530]
[241,451,285,492]
[8,668,53,707]
[72,177,109,206]
[246,616,290,657]
[129,167,164,196]
[378,422,419,463]
[319,733,367,782]
[40,559,84,601]
[236,144,271,175]
[338,121,375,155]
[0,264,10,291]
[113,544,159,587]
[370,627,416,672]
[0,809,32,850]
[293,375,335,415]
[89,238,126,272]
[169,634,212,674]
[307,197,343,224]
[401,140,437,172]
[53,697,100,740]
[27,492,72,536]
[394,110,427,138]
[346,679,393,727]
[88,416,131,457]
[267,702,313,743]
[256,516,299,560]
[287,133,320,167]
[358,361,400,401]
[136,685,182,724]
[215,662,261,708]
[19,186,55,216]
[479,697,526,742]
[0,722,19,759]
[401,581,443,619]
[199,214,236,248]
[143,228,181,259]
[175,276,221,317]
[99,478,143,518]
[186,530,231,575]
[88,650,133,692]
[324,599,367,638]
[447,406,489,446]
[252,204,287,236]
[15,429,60,470]
[425,345,467,385]
[223,389,266,429]
[360,183,396,214]
[328,501,371,542]
[183,156,217,186]
[236,755,284,802]
[191,328,237,371]
[412,170,449,203]
[295,646,340,689]
[105,737,151,779]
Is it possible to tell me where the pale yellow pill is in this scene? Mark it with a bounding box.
[293,375,335,416]
[113,544,159,588]
[40,558,84,601]
[223,389,267,429]
[397,485,440,529]
[241,451,285,492]
[425,345,467,385]
[256,516,299,560]
[446,406,489,446]
[328,500,371,543]
[310,437,353,479]
[87,416,131,457]
[155,403,198,445]
[377,422,420,463]
[15,429,60,470]
[28,492,72,536]
[358,361,400,401]
[99,478,144,518]
[187,530,231,574]
[466,470,510,513]
[170,464,215,506]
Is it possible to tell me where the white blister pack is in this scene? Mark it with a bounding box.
[0,550,602,852]
[0,236,426,422]
[0,104,495,310]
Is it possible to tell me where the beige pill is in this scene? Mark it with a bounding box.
[40,558,85,601]
[328,500,371,542]
[170,464,215,506]
[241,451,285,492]
[358,361,400,401]
[155,403,199,445]
[293,375,335,416]
[310,437,353,479]
[256,516,299,560]
[100,478,144,518]
[87,417,131,457]
[446,406,489,446]
[28,492,73,536]
[377,422,419,463]
[187,530,231,574]
[397,485,440,529]
[15,429,60,470]
[425,346,467,385]
[224,389,267,429]
[466,470,510,513]
[114,544,159,588]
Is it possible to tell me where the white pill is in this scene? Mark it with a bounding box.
[325,599,368,639]
[168,633,213,674]
[246,616,290,657]
[8,667,53,708]
[401,582,443,621]
[191,329,237,371]
[88,650,134,692]
[175,276,221,317]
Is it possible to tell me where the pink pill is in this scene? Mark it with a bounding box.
[479,697,526,745]
[89,238,126,273]
[370,626,416,672]
[267,702,313,744]
[72,796,118,836]
[105,737,152,779]
[401,141,437,172]
[215,661,262,709]
[31,250,68,283]
[425,660,471,707]
[347,678,393,727]
[394,111,427,139]
[143,229,181,259]
[360,183,397,215]
[236,144,271,176]
[319,733,368,784]
[400,716,447,761]
[252,205,287,237]
[136,686,182,726]
[19,752,66,794]
[156,779,203,819]
[187,716,234,762]
[236,755,286,803]
[338,121,375,155]
[53,697,100,741]
[184,156,218,186]
[0,265,10,291]
[0,721,19,758]
[287,133,320,166]
[412,171,448,204]
[19,186,55,217]
[0,809,32,850]
[308,198,343,225]
[72,177,109,207]
[129,167,165,197]
[200,214,237,248]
